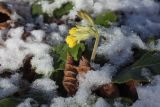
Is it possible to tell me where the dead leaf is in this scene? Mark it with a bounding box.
[96,83,119,98]
[0,3,12,30]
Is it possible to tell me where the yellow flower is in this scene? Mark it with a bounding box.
[66,26,93,48]
[65,10,100,61]
[66,35,77,48]
[69,27,77,35]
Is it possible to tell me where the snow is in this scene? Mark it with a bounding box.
[17,98,39,107]
[0,0,159,107]
[42,0,160,37]
[94,98,110,107]
[94,0,160,37]
[0,0,36,4]
[46,32,63,46]
[75,64,116,105]
[31,78,58,99]
[0,27,53,76]
[40,0,69,16]
[0,73,21,98]
[132,76,160,107]
[58,24,68,36]
[50,64,116,107]
[97,27,146,66]
[29,30,45,42]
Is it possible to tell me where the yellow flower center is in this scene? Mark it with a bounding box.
[66,35,77,48]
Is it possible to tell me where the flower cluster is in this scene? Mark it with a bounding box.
[65,10,99,61]
[66,26,94,48]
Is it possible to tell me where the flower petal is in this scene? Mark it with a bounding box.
[66,35,77,48]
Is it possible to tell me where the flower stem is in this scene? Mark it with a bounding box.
[91,31,99,61]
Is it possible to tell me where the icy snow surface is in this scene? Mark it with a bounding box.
[0,0,159,107]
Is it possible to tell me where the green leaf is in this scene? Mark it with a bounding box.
[146,36,156,44]
[113,51,160,84]
[0,98,21,107]
[68,43,85,61]
[54,44,68,62]
[146,36,159,50]
[24,92,47,105]
[52,43,85,78]
[31,1,73,19]
[53,2,73,18]
[32,4,42,16]
[52,43,85,71]
[53,44,68,70]
[95,11,118,27]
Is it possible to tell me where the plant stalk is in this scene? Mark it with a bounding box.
[91,32,99,61]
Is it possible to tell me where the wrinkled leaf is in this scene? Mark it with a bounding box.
[0,98,21,107]
[53,43,85,72]
[95,11,117,27]
[113,51,160,84]
[68,43,85,61]
[54,44,68,62]
[52,44,68,71]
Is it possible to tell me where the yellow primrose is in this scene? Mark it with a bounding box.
[66,26,94,47]
[66,35,77,48]
[65,10,100,61]
[69,27,77,35]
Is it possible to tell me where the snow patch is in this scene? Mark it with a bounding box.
[0,27,53,76]
[97,27,146,66]
[132,76,160,107]
[0,73,21,98]
[17,98,39,107]
[31,78,58,99]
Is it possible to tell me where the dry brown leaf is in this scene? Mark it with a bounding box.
[63,55,91,96]
[126,80,138,101]
[63,55,120,98]
[0,3,12,30]
[97,83,119,98]
[76,56,91,74]
[63,54,78,96]
[20,54,36,82]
